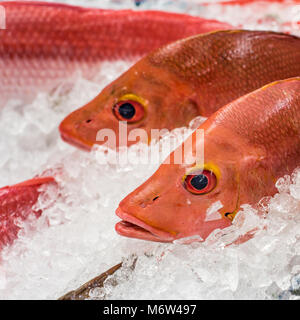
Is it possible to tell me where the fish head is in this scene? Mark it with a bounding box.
[115,123,244,242]
[59,58,198,151]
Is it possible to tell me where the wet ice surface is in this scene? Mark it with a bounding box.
[0,0,300,300]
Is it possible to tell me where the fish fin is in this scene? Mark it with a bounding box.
[0,176,56,250]
[11,176,55,188]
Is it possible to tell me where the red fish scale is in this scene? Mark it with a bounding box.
[0,3,226,60]
[0,1,231,104]
[0,184,42,249]
[214,79,300,176]
[148,30,300,116]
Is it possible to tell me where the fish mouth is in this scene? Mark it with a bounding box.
[115,207,174,242]
[59,127,92,152]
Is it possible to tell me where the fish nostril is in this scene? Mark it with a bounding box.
[139,196,159,208]
[85,119,92,124]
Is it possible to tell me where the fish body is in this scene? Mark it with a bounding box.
[60,30,300,150]
[0,1,230,105]
[115,78,300,242]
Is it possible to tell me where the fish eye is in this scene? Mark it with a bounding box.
[113,100,144,123]
[184,170,217,195]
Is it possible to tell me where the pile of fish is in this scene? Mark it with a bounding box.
[0,0,300,299]
[0,0,231,248]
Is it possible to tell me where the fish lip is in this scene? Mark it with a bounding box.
[59,128,92,152]
[115,207,174,242]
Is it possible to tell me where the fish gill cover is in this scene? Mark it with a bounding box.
[0,0,300,299]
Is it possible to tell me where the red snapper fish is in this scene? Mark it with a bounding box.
[59,30,300,151]
[0,1,231,106]
[115,78,300,242]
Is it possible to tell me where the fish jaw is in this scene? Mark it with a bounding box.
[115,207,174,242]
[59,127,93,151]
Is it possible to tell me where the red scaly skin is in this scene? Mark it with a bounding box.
[0,177,55,249]
[115,78,300,243]
[0,1,231,105]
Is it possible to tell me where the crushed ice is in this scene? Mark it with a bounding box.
[0,0,299,300]
[205,200,223,222]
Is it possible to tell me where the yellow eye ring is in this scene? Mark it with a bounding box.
[182,162,221,183]
[113,94,147,123]
[118,94,148,110]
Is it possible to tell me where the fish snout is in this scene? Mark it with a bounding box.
[59,114,94,151]
[115,184,177,242]
[59,97,116,151]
